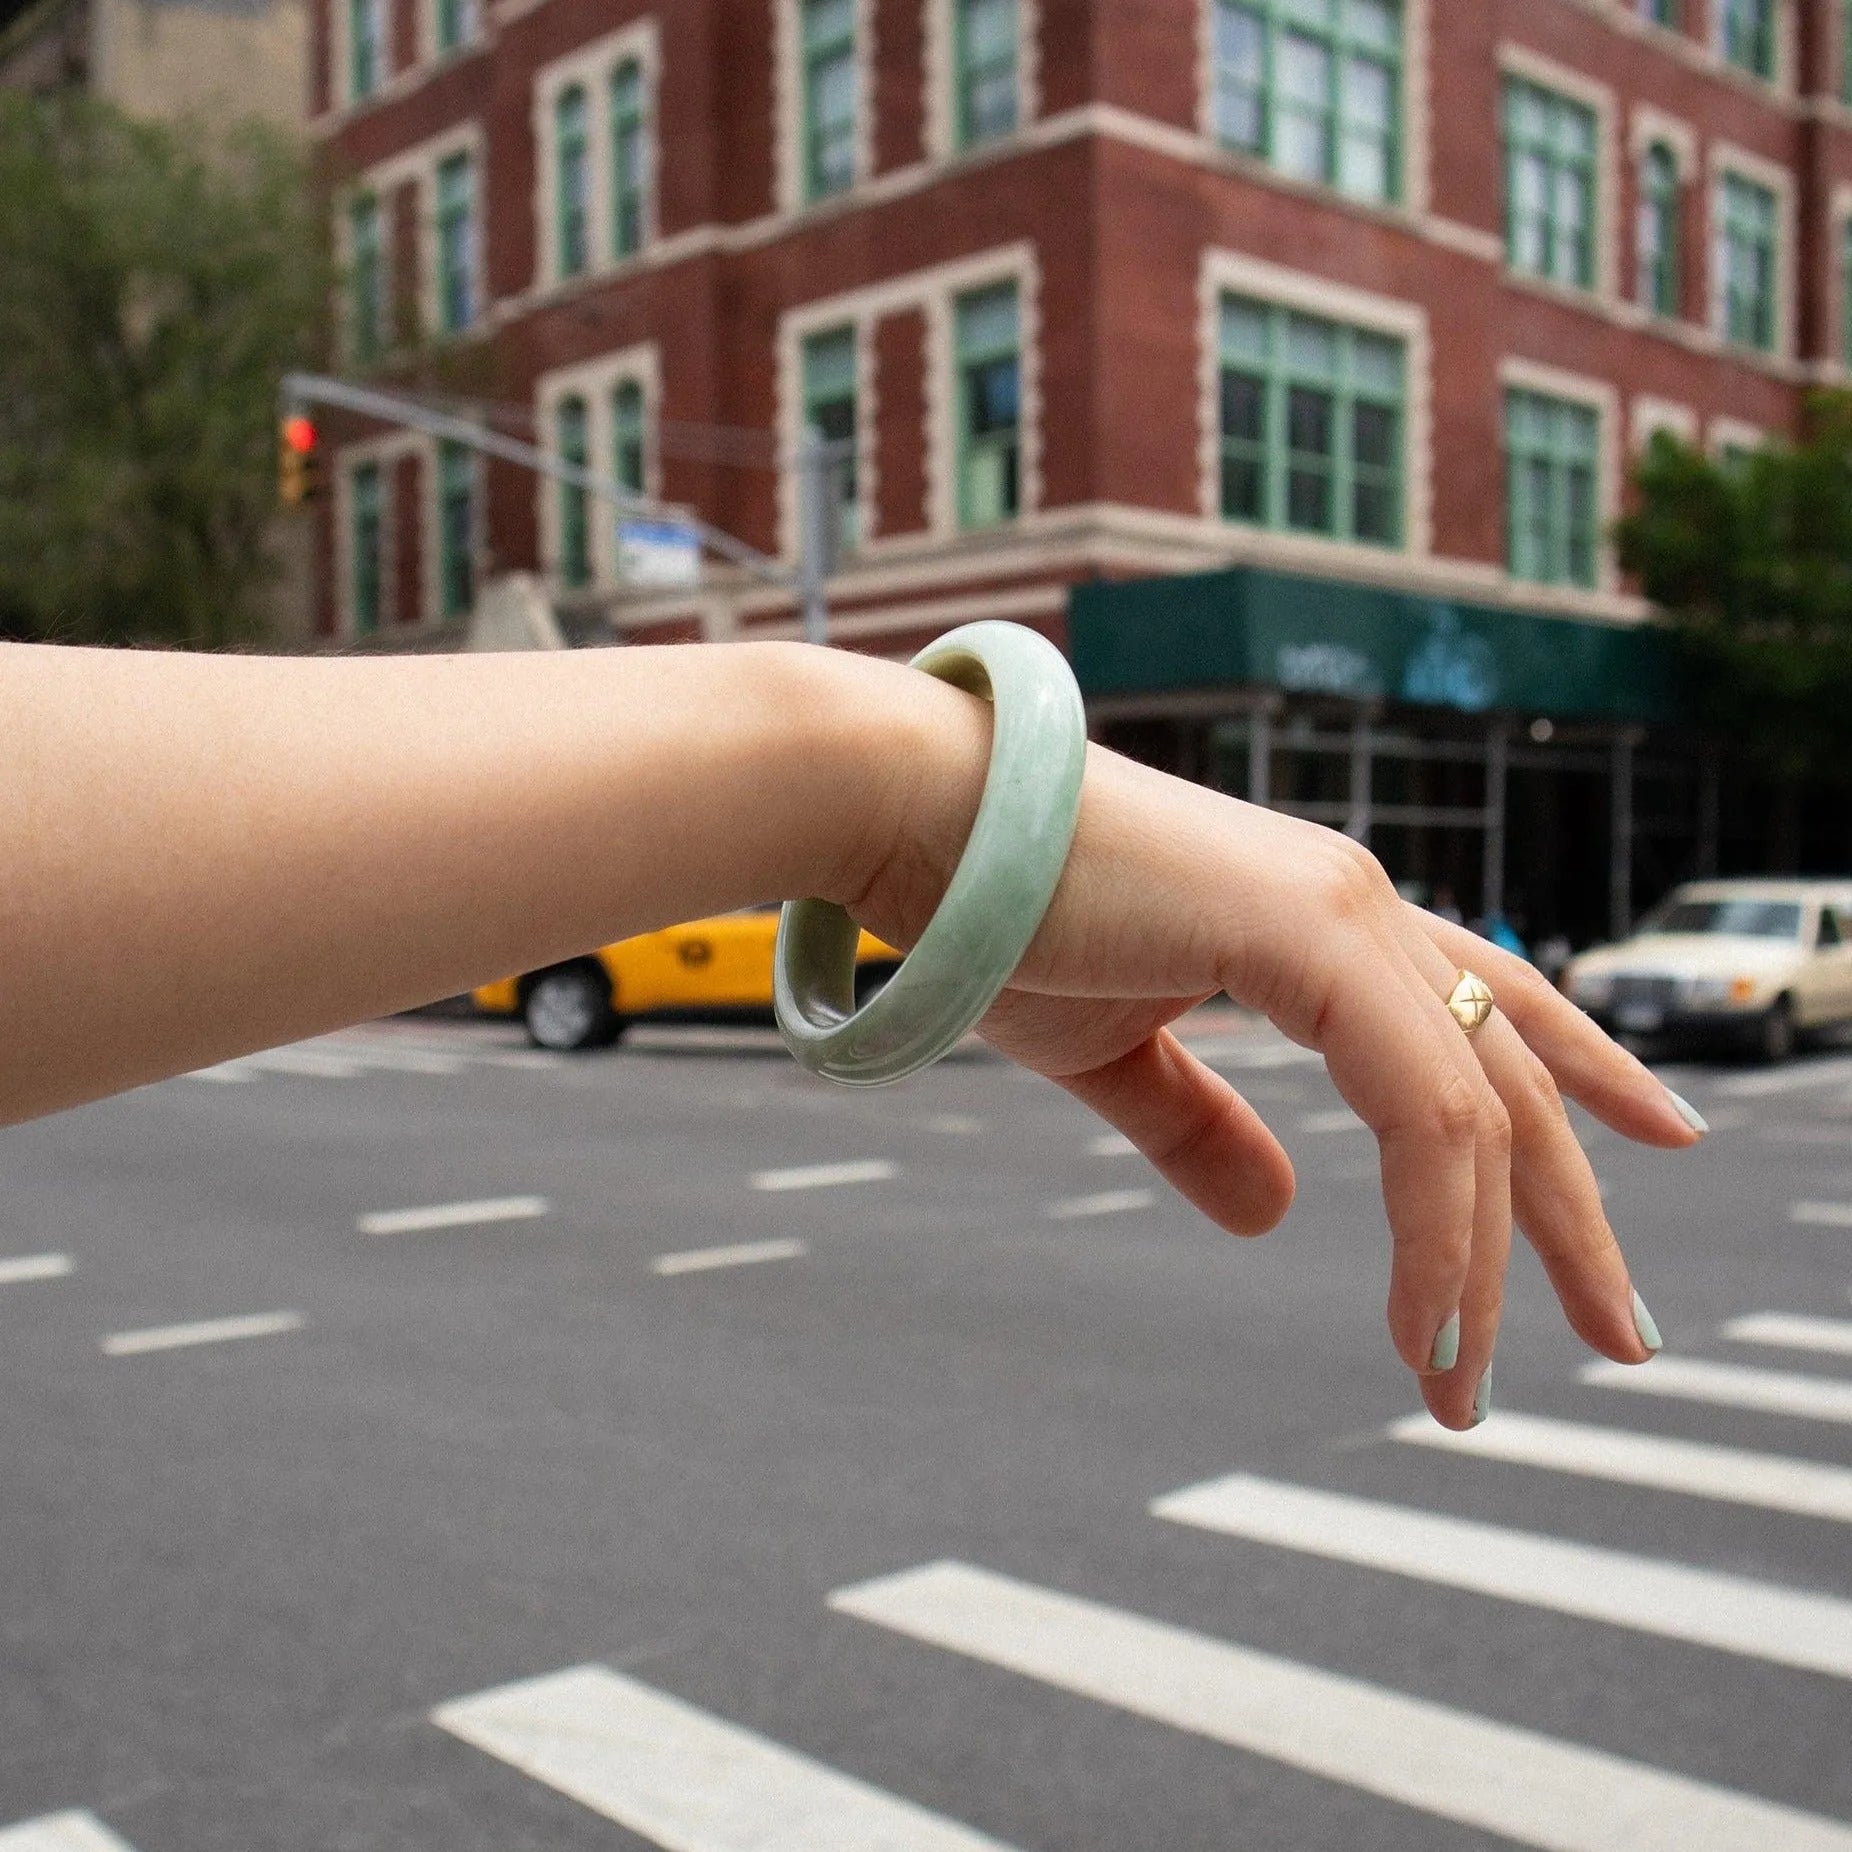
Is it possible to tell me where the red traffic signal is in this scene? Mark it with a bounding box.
[277,414,325,507]
[282,414,318,455]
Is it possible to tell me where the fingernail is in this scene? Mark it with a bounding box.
[1630,1288,1664,1355]
[1664,1087,1709,1137]
[1428,1310,1461,1373]
[1470,1366,1493,1426]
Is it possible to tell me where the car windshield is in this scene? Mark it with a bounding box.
[1646,899,1804,941]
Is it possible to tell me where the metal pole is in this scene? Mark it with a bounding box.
[1482,723,1508,923]
[795,428,830,647]
[1610,732,1636,942]
[1346,707,1374,846]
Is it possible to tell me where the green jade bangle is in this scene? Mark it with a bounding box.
[774,621,1087,1086]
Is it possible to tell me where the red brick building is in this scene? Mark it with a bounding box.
[309,0,1852,936]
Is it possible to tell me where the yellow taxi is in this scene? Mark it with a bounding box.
[473,908,901,1050]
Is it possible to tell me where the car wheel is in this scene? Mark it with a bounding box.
[854,964,898,1008]
[522,963,621,1052]
[1756,995,1796,1065]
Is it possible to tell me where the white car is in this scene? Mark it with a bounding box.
[1563,879,1852,1062]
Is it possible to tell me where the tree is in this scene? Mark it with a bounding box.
[1616,396,1852,798]
[0,96,329,647]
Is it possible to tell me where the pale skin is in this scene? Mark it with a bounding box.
[0,638,1699,1429]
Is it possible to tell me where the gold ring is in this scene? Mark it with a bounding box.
[1446,969,1495,1038]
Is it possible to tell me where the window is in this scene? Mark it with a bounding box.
[1638,0,1679,25]
[1505,389,1600,588]
[436,152,476,334]
[802,0,857,201]
[556,86,590,279]
[957,0,1019,147]
[1717,171,1777,351]
[436,0,475,54]
[955,283,1020,527]
[349,0,382,100]
[612,379,646,496]
[351,462,384,634]
[1211,0,1402,205]
[1637,142,1679,318]
[438,441,475,619]
[557,396,591,587]
[348,192,383,362]
[1843,2,1852,104]
[610,61,647,257]
[1717,0,1775,78]
[802,326,859,556]
[1217,295,1404,546]
[1502,77,1597,290]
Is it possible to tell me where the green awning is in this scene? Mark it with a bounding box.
[1069,565,1677,724]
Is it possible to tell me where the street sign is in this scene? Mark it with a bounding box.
[617,518,701,589]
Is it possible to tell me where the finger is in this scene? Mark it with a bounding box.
[1410,907,1702,1148]
[1055,1028,1296,1236]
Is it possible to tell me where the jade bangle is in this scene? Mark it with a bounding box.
[774,621,1087,1086]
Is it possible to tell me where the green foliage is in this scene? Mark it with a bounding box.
[0,95,329,647]
[1616,394,1852,784]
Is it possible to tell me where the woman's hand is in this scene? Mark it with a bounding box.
[852,684,1699,1432]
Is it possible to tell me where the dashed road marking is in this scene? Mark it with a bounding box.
[652,1238,809,1276]
[1792,1201,1852,1228]
[0,1253,72,1287]
[751,1159,897,1193]
[1045,1189,1154,1220]
[1581,1355,1852,1425]
[357,1195,549,1236]
[1718,1057,1852,1099]
[923,1114,983,1135]
[1087,1132,1137,1157]
[0,1813,141,1851]
[1297,1108,1364,1134]
[101,1310,304,1357]
[1722,1312,1852,1358]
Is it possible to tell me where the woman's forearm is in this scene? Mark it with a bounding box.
[0,639,985,1125]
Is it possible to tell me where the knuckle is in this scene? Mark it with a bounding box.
[1521,1054,1563,1121]
[1426,1071,1485,1148]
[1315,834,1392,918]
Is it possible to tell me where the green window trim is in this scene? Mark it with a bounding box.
[955,283,1021,530]
[349,0,380,100]
[1638,0,1679,26]
[1504,388,1600,590]
[347,192,383,364]
[1211,0,1403,207]
[436,0,474,54]
[801,0,857,202]
[1717,170,1778,352]
[555,85,590,279]
[1637,141,1680,319]
[612,378,646,496]
[350,462,384,634]
[438,441,475,620]
[1717,0,1775,79]
[436,151,475,334]
[1216,294,1406,549]
[610,61,647,257]
[1502,76,1597,291]
[556,395,591,589]
[956,0,1019,148]
[802,325,859,556]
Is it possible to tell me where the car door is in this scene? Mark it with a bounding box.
[1819,904,1852,1020]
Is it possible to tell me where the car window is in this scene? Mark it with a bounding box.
[1648,899,1804,941]
[1822,908,1846,950]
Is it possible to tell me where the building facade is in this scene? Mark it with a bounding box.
[310,0,1852,938]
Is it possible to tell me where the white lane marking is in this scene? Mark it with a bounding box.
[1389,1409,1852,1526]
[1086,1132,1136,1157]
[1581,1356,1852,1425]
[101,1311,304,1357]
[357,1195,549,1237]
[240,1047,367,1079]
[924,1113,983,1135]
[830,1561,1852,1852]
[1718,1056,1852,1098]
[480,1049,566,1071]
[0,1814,140,1851]
[1792,1201,1852,1228]
[1297,1108,1364,1134]
[1191,1037,1323,1069]
[1044,1189,1154,1221]
[0,1253,73,1287]
[1723,1312,1852,1358]
[1152,1472,1852,1681]
[751,1159,896,1193]
[185,1062,258,1084]
[653,1238,808,1276]
[433,1664,1018,1852]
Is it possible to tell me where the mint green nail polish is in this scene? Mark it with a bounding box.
[1631,1288,1664,1355]
[1664,1088,1709,1137]
[1471,1367,1492,1426]
[1428,1311,1461,1373]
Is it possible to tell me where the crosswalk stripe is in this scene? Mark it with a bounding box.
[356,1196,549,1236]
[1296,1108,1364,1134]
[1722,1313,1852,1358]
[1792,1202,1852,1229]
[432,1664,1018,1851]
[751,1160,897,1193]
[100,1311,304,1357]
[1151,1472,1852,1680]
[1388,1408,1852,1525]
[238,1047,367,1079]
[832,1561,1852,1852]
[1044,1189,1153,1220]
[0,1253,72,1287]
[0,1813,139,1851]
[1717,1057,1852,1098]
[652,1238,808,1275]
[185,1063,257,1084]
[1581,1356,1852,1425]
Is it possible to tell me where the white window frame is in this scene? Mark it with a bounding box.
[774,0,876,213]
[1708,141,1795,361]
[1710,0,1795,92]
[427,0,481,62]
[430,431,484,623]
[334,434,420,636]
[1197,248,1431,562]
[923,0,1040,162]
[534,344,662,590]
[533,19,661,289]
[332,0,391,108]
[1708,415,1769,459]
[1498,356,1620,596]
[1629,395,1697,452]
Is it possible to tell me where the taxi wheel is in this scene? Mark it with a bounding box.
[854,963,898,1007]
[522,962,622,1052]
[1756,996,1796,1065]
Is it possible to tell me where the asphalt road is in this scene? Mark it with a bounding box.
[3,1009,1851,1851]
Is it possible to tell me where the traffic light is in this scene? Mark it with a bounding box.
[277,413,323,508]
